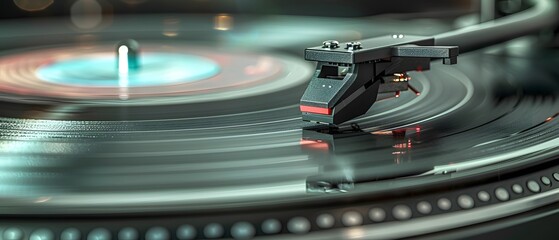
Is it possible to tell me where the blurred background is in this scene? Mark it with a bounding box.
[1,0,478,18]
[1,0,553,51]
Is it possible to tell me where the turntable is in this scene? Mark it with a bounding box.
[0,0,558,240]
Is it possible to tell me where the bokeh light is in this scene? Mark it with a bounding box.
[214,14,233,31]
[13,0,54,12]
[163,17,180,37]
[70,0,104,29]
[120,0,147,5]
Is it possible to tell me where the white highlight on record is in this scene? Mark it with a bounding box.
[118,45,129,100]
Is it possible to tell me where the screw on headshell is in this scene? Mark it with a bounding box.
[322,40,340,49]
[345,42,362,50]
